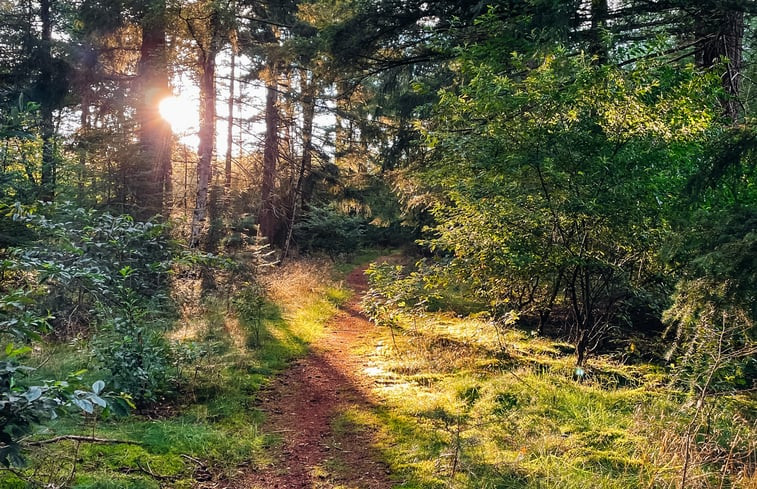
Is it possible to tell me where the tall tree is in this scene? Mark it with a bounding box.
[185,0,229,248]
[257,58,280,242]
[134,0,173,218]
[37,0,56,201]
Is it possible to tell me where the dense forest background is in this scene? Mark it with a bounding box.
[0,0,755,487]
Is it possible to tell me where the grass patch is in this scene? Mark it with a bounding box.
[358,302,757,488]
[9,258,346,487]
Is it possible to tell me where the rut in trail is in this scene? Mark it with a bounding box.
[238,265,393,489]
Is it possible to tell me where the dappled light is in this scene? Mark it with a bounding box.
[1,0,754,487]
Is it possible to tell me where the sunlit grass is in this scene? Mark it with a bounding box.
[2,258,347,488]
[358,303,757,489]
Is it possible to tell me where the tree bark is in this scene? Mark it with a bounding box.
[695,8,745,121]
[257,63,280,242]
[38,0,55,202]
[136,0,173,218]
[77,89,89,204]
[224,45,236,193]
[335,79,350,169]
[589,0,609,63]
[283,71,316,260]
[190,42,218,248]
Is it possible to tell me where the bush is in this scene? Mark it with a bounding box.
[233,282,266,348]
[362,262,437,328]
[92,270,175,407]
[11,203,173,335]
[294,204,367,257]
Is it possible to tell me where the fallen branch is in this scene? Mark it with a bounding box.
[180,453,207,468]
[136,460,178,481]
[26,435,142,447]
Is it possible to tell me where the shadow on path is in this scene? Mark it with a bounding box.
[237,266,393,489]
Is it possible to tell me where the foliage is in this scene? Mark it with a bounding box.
[92,282,175,408]
[232,281,266,347]
[0,287,51,341]
[0,203,179,411]
[663,209,757,392]
[1,343,129,468]
[362,262,437,328]
[0,246,130,468]
[0,100,41,248]
[413,31,722,363]
[294,203,367,256]
[10,203,173,335]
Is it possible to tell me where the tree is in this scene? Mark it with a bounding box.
[414,9,722,363]
[184,0,231,248]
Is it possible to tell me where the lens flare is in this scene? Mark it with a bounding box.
[159,95,197,134]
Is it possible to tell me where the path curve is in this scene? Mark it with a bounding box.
[238,265,393,489]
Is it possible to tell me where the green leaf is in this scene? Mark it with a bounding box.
[92,380,105,395]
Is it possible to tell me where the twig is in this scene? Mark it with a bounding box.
[25,435,142,447]
[135,460,177,481]
[0,466,43,487]
[180,453,207,468]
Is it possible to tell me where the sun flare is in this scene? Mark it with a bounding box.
[159,95,197,134]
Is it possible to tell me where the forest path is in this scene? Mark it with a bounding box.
[237,265,393,489]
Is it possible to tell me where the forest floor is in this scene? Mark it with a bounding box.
[236,265,394,489]
[5,254,754,489]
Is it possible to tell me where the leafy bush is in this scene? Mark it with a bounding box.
[92,268,175,407]
[11,203,172,335]
[294,204,367,256]
[412,34,721,364]
[3,204,180,408]
[93,322,173,407]
[1,326,126,468]
[1,360,125,467]
[0,288,51,341]
[362,262,437,329]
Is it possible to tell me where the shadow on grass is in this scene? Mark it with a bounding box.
[2,291,337,488]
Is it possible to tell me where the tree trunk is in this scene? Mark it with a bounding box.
[190,46,218,248]
[282,71,316,261]
[136,0,173,218]
[588,0,609,63]
[224,45,236,193]
[257,63,279,242]
[696,8,745,121]
[77,90,89,204]
[335,79,350,169]
[38,0,55,202]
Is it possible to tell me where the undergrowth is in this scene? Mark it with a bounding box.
[354,308,757,489]
[0,258,346,488]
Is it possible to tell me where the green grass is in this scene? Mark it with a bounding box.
[354,305,757,489]
[1,260,347,488]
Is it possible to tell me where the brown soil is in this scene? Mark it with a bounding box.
[234,265,393,489]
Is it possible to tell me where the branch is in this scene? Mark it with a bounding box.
[238,15,293,29]
[617,35,712,67]
[25,435,142,447]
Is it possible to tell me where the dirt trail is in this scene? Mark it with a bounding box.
[239,266,393,489]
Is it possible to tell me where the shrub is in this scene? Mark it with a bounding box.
[11,203,173,335]
[294,204,367,257]
[233,282,266,348]
[92,269,175,407]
